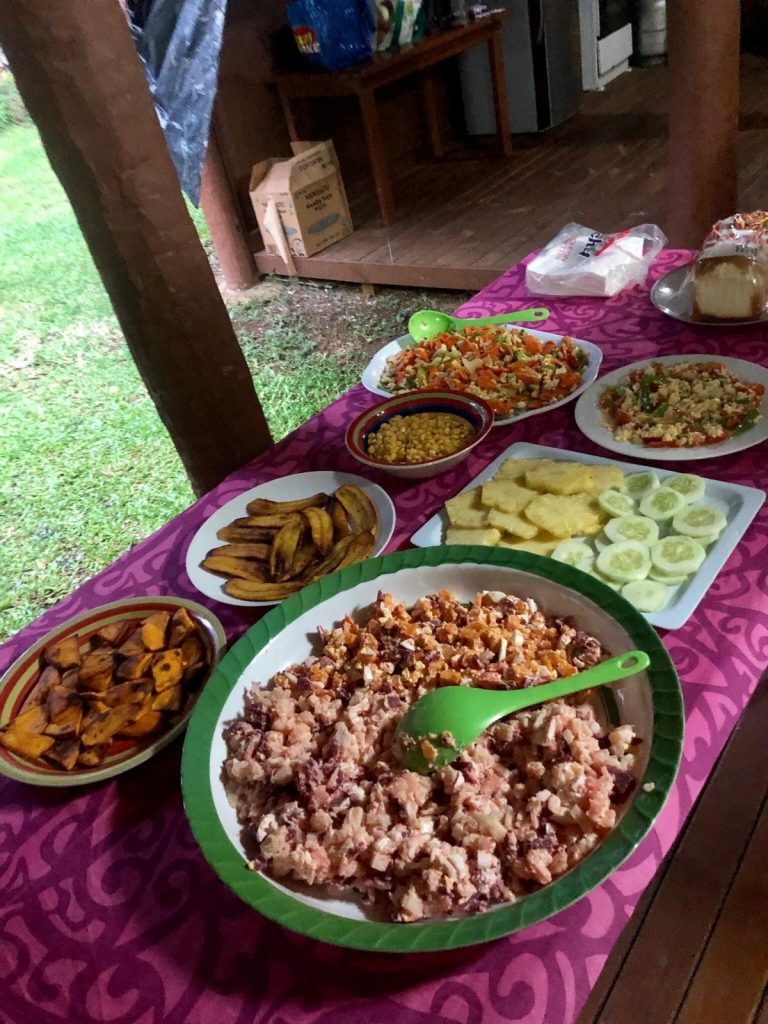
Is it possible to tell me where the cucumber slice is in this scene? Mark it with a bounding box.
[672,504,727,538]
[596,541,652,583]
[665,473,705,504]
[625,472,660,499]
[621,579,670,613]
[604,514,660,546]
[552,540,595,572]
[589,568,622,591]
[598,489,636,517]
[594,532,612,552]
[648,568,689,586]
[695,531,723,546]
[639,487,687,521]
[650,534,706,576]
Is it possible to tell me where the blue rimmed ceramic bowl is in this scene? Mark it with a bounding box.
[345,389,494,480]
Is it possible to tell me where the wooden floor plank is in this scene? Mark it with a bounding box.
[675,794,768,1024]
[586,679,768,1024]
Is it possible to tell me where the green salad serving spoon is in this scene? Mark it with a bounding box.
[395,649,650,774]
[408,307,550,342]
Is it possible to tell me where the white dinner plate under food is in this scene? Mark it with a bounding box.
[360,328,603,428]
[410,441,765,631]
[574,354,768,461]
[651,264,768,326]
[185,471,397,607]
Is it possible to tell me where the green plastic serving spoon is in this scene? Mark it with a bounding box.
[395,649,650,774]
[407,307,550,342]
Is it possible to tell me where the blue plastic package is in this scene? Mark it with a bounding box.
[286,0,375,71]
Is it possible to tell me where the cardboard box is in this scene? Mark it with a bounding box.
[249,141,353,264]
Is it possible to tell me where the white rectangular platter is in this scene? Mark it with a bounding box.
[410,442,766,630]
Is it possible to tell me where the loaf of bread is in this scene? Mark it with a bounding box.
[692,254,768,321]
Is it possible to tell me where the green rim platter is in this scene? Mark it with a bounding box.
[181,545,683,952]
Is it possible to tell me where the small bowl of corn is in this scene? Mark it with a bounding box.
[345,390,494,480]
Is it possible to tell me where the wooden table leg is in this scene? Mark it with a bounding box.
[488,25,513,157]
[277,84,301,143]
[420,70,444,159]
[358,86,397,225]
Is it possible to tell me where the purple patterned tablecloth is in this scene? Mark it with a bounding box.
[3,251,768,1024]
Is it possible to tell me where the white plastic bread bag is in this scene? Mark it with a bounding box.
[525,223,667,298]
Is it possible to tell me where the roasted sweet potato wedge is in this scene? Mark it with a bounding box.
[115,653,153,681]
[44,636,81,671]
[45,686,83,737]
[61,669,80,689]
[29,664,61,705]
[117,628,147,659]
[79,648,115,682]
[77,744,109,767]
[45,737,80,770]
[168,606,197,647]
[0,704,55,757]
[81,702,144,746]
[180,634,204,668]
[141,611,170,651]
[91,620,132,649]
[118,710,164,738]
[101,679,153,709]
[151,649,184,692]
[151,684,183,712]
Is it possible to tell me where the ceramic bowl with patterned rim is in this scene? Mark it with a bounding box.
[345,390,494,480]
[0,597,226,787]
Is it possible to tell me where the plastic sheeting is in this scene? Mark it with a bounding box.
[129,0,227,205]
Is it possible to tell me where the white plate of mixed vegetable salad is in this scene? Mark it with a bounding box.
[575,355,768,460]
[361,326,603,426]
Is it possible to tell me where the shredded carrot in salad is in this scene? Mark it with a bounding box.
[379,327,589,416]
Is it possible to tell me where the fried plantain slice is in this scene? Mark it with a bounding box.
[306,534,355,582]
[201,555,269,581]
[246,492,329,515]
[333,485,378,534]
[270,518,306,581]
[329,497,351,539]
[302,506,334,555]
[207,542,271,562]
[216,525,277,544]
[233,513,301,529]
[223,578,303,601]
[335,530,376,571]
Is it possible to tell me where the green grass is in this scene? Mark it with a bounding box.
[0,123,365,644]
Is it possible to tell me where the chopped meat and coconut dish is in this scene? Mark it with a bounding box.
[223,591,640,923]
[599,360,764,447]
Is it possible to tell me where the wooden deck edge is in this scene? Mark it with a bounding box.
[253,249,500,292]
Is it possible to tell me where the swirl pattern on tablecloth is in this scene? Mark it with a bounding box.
[1,251,767,1024]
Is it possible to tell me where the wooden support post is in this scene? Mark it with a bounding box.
[0,0,272,496]
[667,0,740,247]
[201,124,257,291]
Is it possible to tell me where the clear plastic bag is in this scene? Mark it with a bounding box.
[525,222,667,298]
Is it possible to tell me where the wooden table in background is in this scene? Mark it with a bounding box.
[274,13,513,226]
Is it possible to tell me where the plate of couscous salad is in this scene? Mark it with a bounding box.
[361,326,603,426]
[575,354,768,460]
